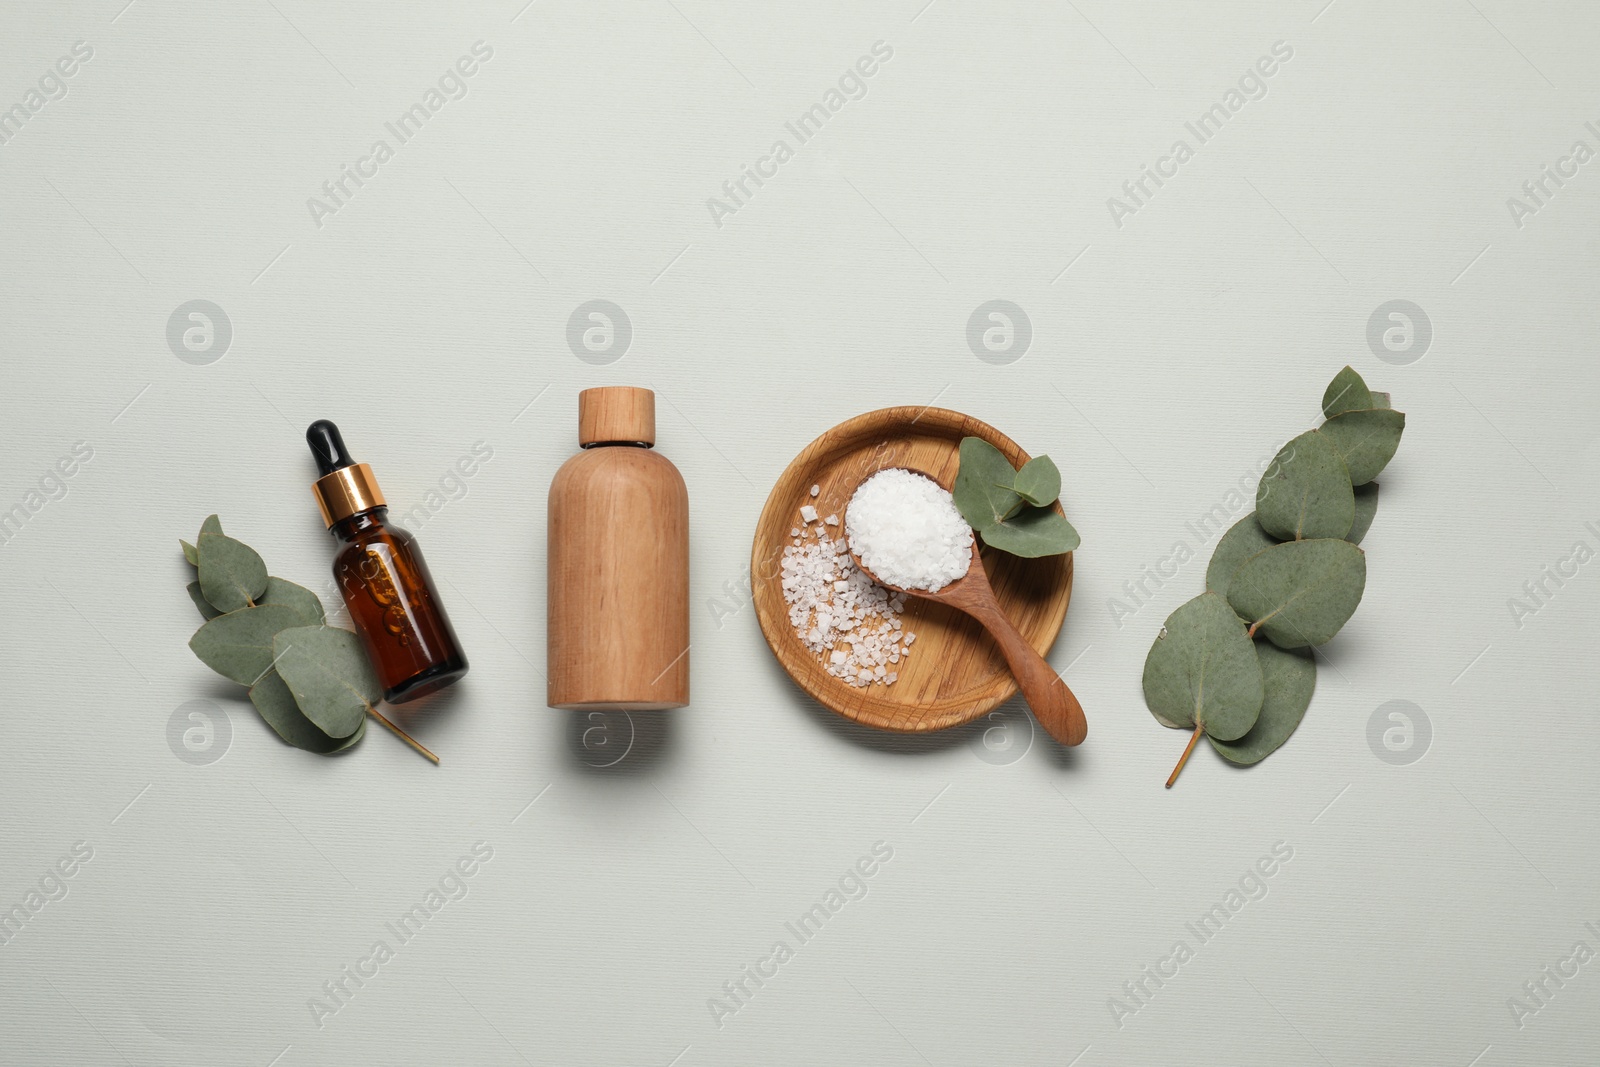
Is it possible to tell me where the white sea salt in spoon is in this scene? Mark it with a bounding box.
[844,469,973,592]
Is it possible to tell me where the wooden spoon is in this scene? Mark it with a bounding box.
[845,478,1088,748]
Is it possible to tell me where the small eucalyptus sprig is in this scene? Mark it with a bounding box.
[1143,366,1405,787]
[952,438,1080,557]
[181,515,438,763]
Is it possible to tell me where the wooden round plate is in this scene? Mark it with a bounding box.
[751,407,1074,733]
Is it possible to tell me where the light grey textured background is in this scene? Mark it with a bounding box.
[3,1,1597,1064]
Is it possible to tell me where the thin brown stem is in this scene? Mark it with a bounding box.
[1246,621,1259,639]
[1166,724,1203,788]
[367,705,440,764]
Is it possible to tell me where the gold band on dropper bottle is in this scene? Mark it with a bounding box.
[311,463,386,527]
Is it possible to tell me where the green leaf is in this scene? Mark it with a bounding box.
[1012,455,1061,507]
[1209,643,1316,765]
[1227,538,1367,649]
[953,437,1022,529]
[1320,408,1405,486]
[181,539,199,566]
[272,625,380,739]
[1206,513,1279,598]
[189,603,306,684]
[200,514,223,537]
[197,532,269,613]
[260,577,326,626]
[1370,392,1391,409]
[327,717,365,751]
[1142,592,1263,741]
[979,506,1080,558]
[250,669,366,753]
[1321,366,1372,419]
[1347,482,1379,545]
[186,580,222,621]
[1256,429,1354,541]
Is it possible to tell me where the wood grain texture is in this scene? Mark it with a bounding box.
[547,444,689,710]
[579,385,656,446]
[881,540,1087,747]
[751,407,1073,733]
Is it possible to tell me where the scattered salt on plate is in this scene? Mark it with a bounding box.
[781,496,916,689]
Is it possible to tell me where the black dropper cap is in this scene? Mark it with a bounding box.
[306,420,356,477]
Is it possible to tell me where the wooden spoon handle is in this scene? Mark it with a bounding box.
[968,599,1087,747]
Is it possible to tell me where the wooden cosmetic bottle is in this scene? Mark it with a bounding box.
[547,387,689,710]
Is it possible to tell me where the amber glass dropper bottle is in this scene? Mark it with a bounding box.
[307,420,469,704]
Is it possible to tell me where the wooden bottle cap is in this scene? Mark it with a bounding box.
[579,386,655,447]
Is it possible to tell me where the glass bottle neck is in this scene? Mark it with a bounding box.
[331,507,388,540]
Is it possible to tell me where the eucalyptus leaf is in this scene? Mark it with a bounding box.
[1209,643,1316,765]
[1142,592,1263,741]
[250,669,366,753]
[953,437,1023,528]
[980,507,1080,558]
[177,514,393,760]
[272,625,380,739]
[197,532,269,613]
[1138,371,1402,783]
[1012,455,1061,507]
[1320,408,1405,486]
[326,716,366,752]
[1321,366,1372,419]
[260,577,326,626]
[189,603,305,685]
[1206,513,1279,598]
[187,580,222,621]
[1226,538,1367,649]
[1347,482,1379,545]
[1256,429,1354,541]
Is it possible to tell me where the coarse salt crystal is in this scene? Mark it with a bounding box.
[845,469,973,592]
[779,514,913,690]
[800,504,818,523]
